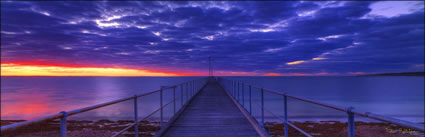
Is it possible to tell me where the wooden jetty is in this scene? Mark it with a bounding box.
[156,80,268,137]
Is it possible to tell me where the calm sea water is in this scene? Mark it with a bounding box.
[1,76,423,123]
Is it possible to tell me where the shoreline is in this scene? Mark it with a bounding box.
[2,120,424,137]
[1,120,160,137]
[265,121,424,137]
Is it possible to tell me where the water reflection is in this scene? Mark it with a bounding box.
[1,87,81,120]
[1,76,423,123]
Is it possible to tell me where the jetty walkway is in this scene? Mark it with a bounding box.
[157,80,265,137]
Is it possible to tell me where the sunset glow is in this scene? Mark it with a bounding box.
[1,1,424,131]
[0,62,376,76]
[1,63,181,76]
[286,60,305,65]
[312,57,326,61]
[1,1,424,75]
[264,73,280,76]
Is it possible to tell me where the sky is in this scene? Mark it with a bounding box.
[1,1,424,76]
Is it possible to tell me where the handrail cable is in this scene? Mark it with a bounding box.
[111,99,176,137]
[218,77,425,133]
[1,77,208,134]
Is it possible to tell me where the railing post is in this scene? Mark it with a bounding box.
[283,94,288,137]
[347,107,355,137]
[173,86,176,114]
[261,88,264,128]
[190,81,193,97]
[186,83,188,101]
[191,80,194,96]
[233,80,235,97]
[232,80,234,97]
[237,81,241,103]
[193,80,195,95]
[189,81,191,98]
[242,83,245,107]
[160,88,163,126]
[249,85,252,114]
[134,96,139,137]
[231,80,233,97]
[59,111,67,137]
[181,85,183,106]
[234,81,237,98]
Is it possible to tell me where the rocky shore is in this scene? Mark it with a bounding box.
[1,120,424,137]
[264,121,424,137]
[1,120,160,137]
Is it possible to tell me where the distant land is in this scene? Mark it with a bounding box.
[360,72,425,76]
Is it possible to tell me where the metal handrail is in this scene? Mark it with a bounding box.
[111,98,176,137]
[1,77,209,137]
[0,95,137,133]
[217,77,424,137]
[264,107,313,137]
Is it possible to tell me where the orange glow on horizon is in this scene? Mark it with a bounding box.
[0,62,365,76]
[264,73,280,76]
[1,62,185,76]
[214,71,260,76]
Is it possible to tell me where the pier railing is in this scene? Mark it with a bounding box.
[1,77,209,137]
[217,77,424,137]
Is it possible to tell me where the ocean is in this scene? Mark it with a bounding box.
[1,76,423,123]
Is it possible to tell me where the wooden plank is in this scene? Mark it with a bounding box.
[218,81,271,137]
[160,80,262,137]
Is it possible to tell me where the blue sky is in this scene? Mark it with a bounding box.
[1,1,424,76]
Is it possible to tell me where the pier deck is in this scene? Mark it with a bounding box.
[159,80,263,137]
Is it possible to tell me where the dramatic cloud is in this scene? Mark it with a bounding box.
[1,1,424,76]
